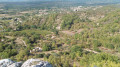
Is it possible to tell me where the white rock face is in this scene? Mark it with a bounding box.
[9,62,22,67]
[0,59,22,67]
[21,58,52,67]
[0,58,52,67]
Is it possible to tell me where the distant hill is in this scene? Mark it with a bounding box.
[0,0,26,2]
[0,0,120,3]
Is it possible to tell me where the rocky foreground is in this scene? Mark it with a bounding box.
[0,58,52,67]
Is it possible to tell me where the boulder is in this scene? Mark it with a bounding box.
[0,58,52,67]
[0,59,22,67]
[21,58,52,67]
[9,62,22,67]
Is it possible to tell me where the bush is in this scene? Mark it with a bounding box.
[0,45,4,52]
[93,40,101,47]
[10,49,18,56]
[0,52,10,59]
[42,44,52,51]
[35,53,45,58]
[93,47,101,52]
[104,43,115,49]
[71,45,83,52]
[16,49,29,61]
[70,45,83,59]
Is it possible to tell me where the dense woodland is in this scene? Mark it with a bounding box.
[0,2,120,67]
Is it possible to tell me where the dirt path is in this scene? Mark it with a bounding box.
[61,31,75,36]
[84,47,120,57]
[84,48,99,54]
[99,47,120,57]
[76,29,84,34]
[61,29,84,36]
[36,50,60,54]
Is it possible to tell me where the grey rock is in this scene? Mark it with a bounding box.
[9,62,22,67]
[21,58,52,67]
[0,59,22,67]
[0,58,52,67]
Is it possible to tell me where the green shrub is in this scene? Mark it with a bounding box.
[42,44,52,51]
[35,53,45,58]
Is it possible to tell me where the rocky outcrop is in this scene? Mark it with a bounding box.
[0,59,22,67]
[9,62,22,67]
[0,58,52,67]
[21,58,52,67]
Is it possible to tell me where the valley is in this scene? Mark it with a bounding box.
[0,1,120,67]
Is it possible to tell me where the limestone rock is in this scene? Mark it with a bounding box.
[21,58,52,67]
[0,59,22,67]
[0,58,52,67]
